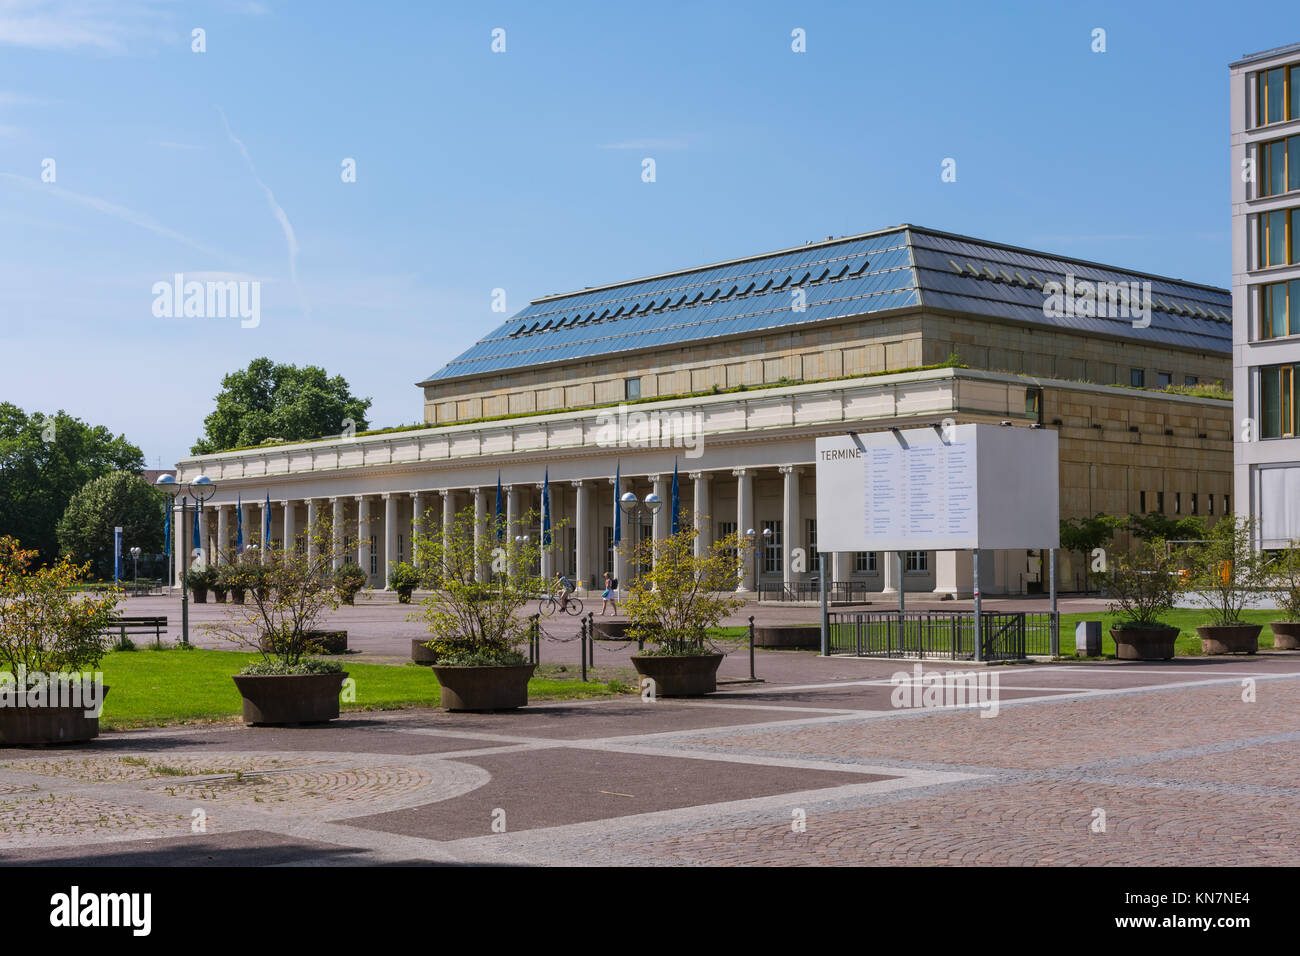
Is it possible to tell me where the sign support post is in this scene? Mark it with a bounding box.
[896,551,905,614]
[820,565,830,656]
[972,549,983,663]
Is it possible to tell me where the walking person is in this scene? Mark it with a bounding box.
[601,570,618,615]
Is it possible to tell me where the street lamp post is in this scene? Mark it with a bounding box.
[619,491,661,587]
[129,546,141,595]
[746,527,772,594]
[155,473,216,646]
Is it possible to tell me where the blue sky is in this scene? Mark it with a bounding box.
[0,0,1290,468]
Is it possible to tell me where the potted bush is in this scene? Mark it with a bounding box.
[1270,543,1300,649]
[626,518,746,696]
[211,572,229,604]
[1107,538,1184,660]
[220,564,246,605]
[0,537,117,744]
[1184,514,1267,655]
[388,561,421,604]
[334,562,366,605]
[414,508,544,711]
[208,517,350,725]
[184,565,216,603]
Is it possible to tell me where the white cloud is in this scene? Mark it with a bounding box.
[0,0,175,54]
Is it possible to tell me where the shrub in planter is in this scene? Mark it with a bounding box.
[206,516,352,726]
[414,508,547,711]
[1107,539,1184,661]
[217,564,246,605]
[625,517,747,696]
[1269,543,1300,649]
[1183,514,1267,655]
[334,563,366,605]
[184,565,217,603]
[387,561,421,604]
[0,537,118,743]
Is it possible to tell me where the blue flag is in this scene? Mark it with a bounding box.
[191,499,200,551]
[612,461,621,546]
[263,491,272,548]
[163,500,171,557]
[235,494,244,553]
[542,468,551,546]
[671,457,680,536]
[495,472,504,543]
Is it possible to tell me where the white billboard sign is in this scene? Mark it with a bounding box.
[814,424,1059,552]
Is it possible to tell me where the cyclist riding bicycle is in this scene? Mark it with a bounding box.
[553,572,575,612]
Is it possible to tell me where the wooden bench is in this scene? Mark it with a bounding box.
[109,616,168,645]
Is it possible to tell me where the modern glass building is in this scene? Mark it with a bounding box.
[1231,43,1300,547]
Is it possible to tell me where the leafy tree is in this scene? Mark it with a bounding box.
[1059,513,1123,590]
[191,357,372,454]
[1107,538,1183,629]
[0,404,144,565]
[56,471,164,579]
[1182,514,1268,627]
[1125,512,1208,543]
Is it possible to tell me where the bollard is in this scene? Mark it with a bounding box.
[1075,620,1102,657]
[748,615,756,681]
[580,616,588,683]
[587,612,595,669]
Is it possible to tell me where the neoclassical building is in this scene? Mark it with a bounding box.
[175,225,1235,596]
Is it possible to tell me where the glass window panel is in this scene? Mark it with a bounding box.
[1262,366,1282,438]
[1290,137,1300,192]
[1293,66,1300,121]
[1286,366,1296,437]
[1263,68,1285,124]
[1269,282,1289,338]
[1266,140,1286,196]
[1291,280,1300,335]
[1293,210,1300,264]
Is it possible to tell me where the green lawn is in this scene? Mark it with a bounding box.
[1057,608,1290,658]
[95,648,634,730]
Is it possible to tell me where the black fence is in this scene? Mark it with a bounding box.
[827,610,1058,661]
[758,580,872,603]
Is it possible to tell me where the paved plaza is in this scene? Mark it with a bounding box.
[1,592,1297,866]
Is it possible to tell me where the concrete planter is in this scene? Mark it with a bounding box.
[1197,624,1262,655]
[631,653,724,697]
[213,589,228,604]
[411,639,439,665]
[1111,626,1179,661]
[192,588,208,604]
[432,663,536,711]
[0,688,109,745]
[754,625,820,649]
[1270,621,1300,650]
[231,672,348,726]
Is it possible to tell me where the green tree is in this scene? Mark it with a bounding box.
[1059,513,1122,590]
[0,404,144,564]
[1125,512,1208,543]
[55,471,164,579]
[191,357,372,454]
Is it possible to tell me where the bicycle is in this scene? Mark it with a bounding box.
[538,592,583,617]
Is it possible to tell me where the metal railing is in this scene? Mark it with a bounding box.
[758,580,872,603]
[827,610,1058,661]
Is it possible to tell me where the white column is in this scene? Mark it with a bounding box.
[331,497,344,571]
[306,499,319,561]
[933,550,973,599]
[384,492,398,585]
[410,492,424,567]
[356,496,371,584]
[882,549,900,594]
[573,481,590,590]
[690,471,710,558]
[734,468,753,592]
[832,551,850,585]
[216,505,230,565]
[473,488,487,582]
[780,465,801,589]
[282,500,296,555]
[440,489,455,578]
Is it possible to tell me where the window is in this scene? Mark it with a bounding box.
[1157,492,1165,513]
[369,534,377,575]
[1261,363,1298,438]
[1140,491,1147,512]
[905,551,928,573]
[1130,368,1146,388]
[855,551,877,573]
[807,519,822,571]
[1225,494,1231,513]
[343,535,354,563]
[1185,375,1199,387]
[1191,493,1199,516]
[1157,372,1172,389]
[1256,65,1300,126]
[1175,492,1182,515]
[625,377,641,400]
[1208,494,1215,515]
[603,526,614,576]
[1025,386,1043,423]
[1257,209,1299,268]
[1261,279,1300,339]
[762,520,783,574]
[1260,136,1300,197]
[397,534,404,563]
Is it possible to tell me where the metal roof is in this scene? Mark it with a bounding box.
[423,226,1231,384]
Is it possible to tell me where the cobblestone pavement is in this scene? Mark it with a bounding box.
[2,655,1299,865]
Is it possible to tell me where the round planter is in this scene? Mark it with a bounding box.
[1197,624,1262,655]
[0,687,110,745]
[1270,621,1300,650]
[1111,626,1179,661]
[231,672,348,726]
[432,663,536,712]
[754,625,820,649]
[631,653,724,697]
[411,639,439,665]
